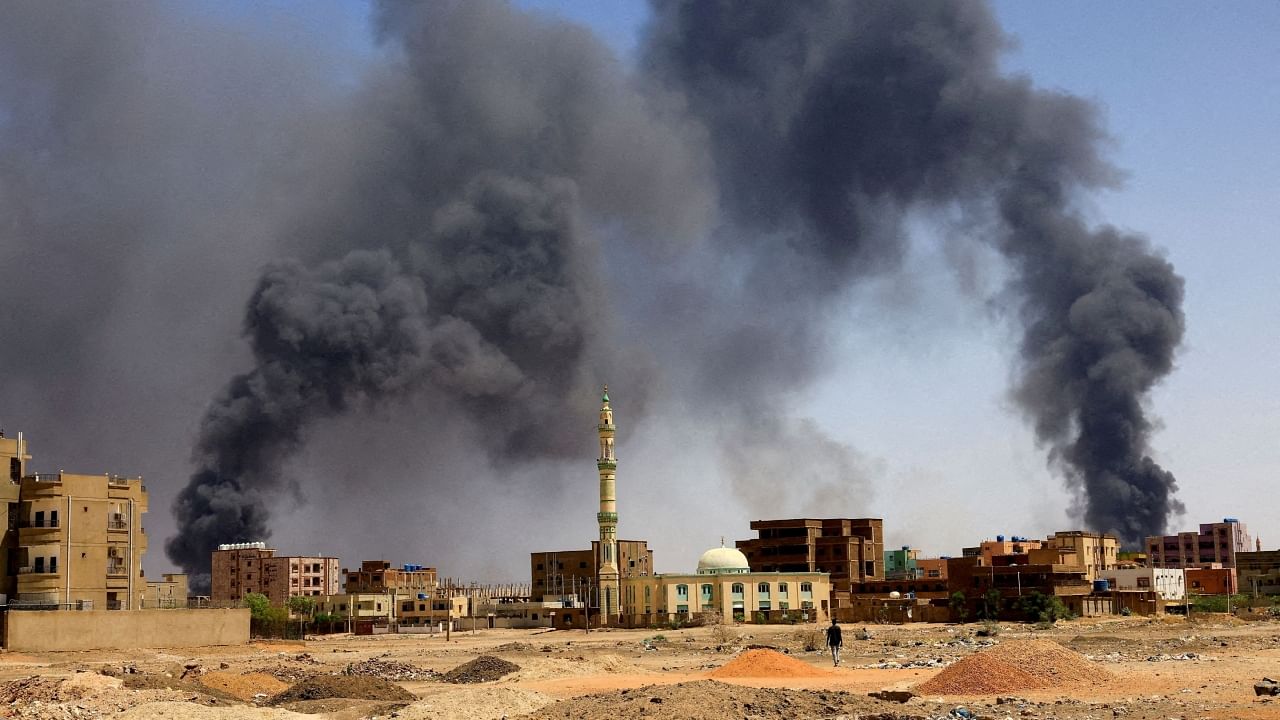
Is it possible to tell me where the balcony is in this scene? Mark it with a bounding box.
[108,516,129,531]
[19,518,59,530]
[23,473,60,484]
[18,565,59,576]
[106,563,128,577]
[107,475,139,488]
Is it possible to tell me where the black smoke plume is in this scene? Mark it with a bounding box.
[642,0,1184,547]
[0,0,1185,581]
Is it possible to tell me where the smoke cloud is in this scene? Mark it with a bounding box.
[0,0,1186,584]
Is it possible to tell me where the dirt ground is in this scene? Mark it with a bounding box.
[1,613,1278,719]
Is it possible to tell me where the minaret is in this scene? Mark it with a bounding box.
[596,385,620,623]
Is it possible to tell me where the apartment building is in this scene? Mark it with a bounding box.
[736,518,884,606]
[530,540,653,602]
[884,546,920,580]
[1146,519,1253,569]
[210,543,340,605]
[1047,531,1120,581]
[15,471,148,610]
[0,432,31,596]
[962,536,1045,564]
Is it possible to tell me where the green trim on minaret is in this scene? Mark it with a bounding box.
[602,384,609,403]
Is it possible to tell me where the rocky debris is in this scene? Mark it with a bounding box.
[861,657,951,669]
[0,674,218,719]
[493,642,536,653]
[1145,652,1209,662]
[441,655,522,684]
[267,674,416,705]
[708,648,829,679]
[1256,678,1280,696]
[869,690,917,702]
[343,657,441,681]
[243,661,324,683]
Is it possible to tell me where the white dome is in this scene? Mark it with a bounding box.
[697,546,751,574]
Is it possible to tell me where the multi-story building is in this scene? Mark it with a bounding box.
[15,471,148,610]
[1047,531,1120,581]
[1146,519,1253,570]
[1104,568,1185,600]
[0,431,31,597]
[210,543,340,605]
[531,541,653,602]
[344,560,436,596]
[736,518,884,607]
[143,573,189,608]
[0,432,149,610]
[1236,549,1280,595]
[884,546,920,580]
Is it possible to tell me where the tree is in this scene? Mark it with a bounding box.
[977,588,1003,620]
[244,592,272,621]
[949,591,968,622]
[288,595,317,618]
[1016,591,1072,624]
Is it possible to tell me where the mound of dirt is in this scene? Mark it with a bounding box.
[709,648,829,678]
[343,657,440,681]
[267,674,416,705]
[198,671,289,701]
[915,638,1113,695]
[442,655,521,684]
[517,680,915,720]
[493,642,536,652]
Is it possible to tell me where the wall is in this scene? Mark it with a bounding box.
[4,609,248,651]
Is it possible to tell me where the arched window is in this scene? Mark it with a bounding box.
[676,584,689,599]
[800,582,812,593]
[731,583,744,595]
[644,586,651,601]
[757,582,769,593]
[700,584,713,599]
[778,582,788,595]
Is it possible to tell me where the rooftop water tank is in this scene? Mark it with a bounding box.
[996,534,1005,542]
[1224,518,1239,523]
[1092,579,1110,593]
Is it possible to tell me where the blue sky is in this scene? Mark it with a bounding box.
[504,1,1280,559]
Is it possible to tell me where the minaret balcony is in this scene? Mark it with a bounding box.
[596,459,616,470]
[597,423,615,431]
[597,512,618,524]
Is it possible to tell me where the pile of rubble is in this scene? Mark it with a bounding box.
[441,655,521,684]
[342,658,441,681]
[859,657,952,670]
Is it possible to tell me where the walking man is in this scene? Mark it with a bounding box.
[825,618,843,667]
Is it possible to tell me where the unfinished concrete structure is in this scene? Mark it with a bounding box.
[736,518,883,608]
[1236,549,1280,595]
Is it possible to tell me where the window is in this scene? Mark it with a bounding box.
[50,510,58,527]
[731,583,744,597]
[676,604,688,614]
[758,582,769,593]
[800,582,812,593]
[579,561,587,569]
[49,556,57,573]
[778,582,788,595]
[34,510,43,527]
[758,600,771,611]
[676,584,689,599]
[701,584,713,601]
[536,563,544,571]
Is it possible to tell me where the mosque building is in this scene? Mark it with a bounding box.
[619,541,831,626]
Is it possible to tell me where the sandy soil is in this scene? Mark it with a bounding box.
[0,613,1277,718]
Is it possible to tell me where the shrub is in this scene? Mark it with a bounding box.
[793,625,823,652]
[949,591,969,623]
[1017,591,1072,624]
[977,620,1001,637]
[710,624,739,646]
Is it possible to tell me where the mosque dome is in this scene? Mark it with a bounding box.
[697,544,751,574]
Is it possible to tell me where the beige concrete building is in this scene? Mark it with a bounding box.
[143,573,189,608]
[210,543,340,605]
[15,471,147,610]
[1047,530,1120,581]
[620,544,831,626]
[0,432,31,598]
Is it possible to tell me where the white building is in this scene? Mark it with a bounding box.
[1104,568,1185,600]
